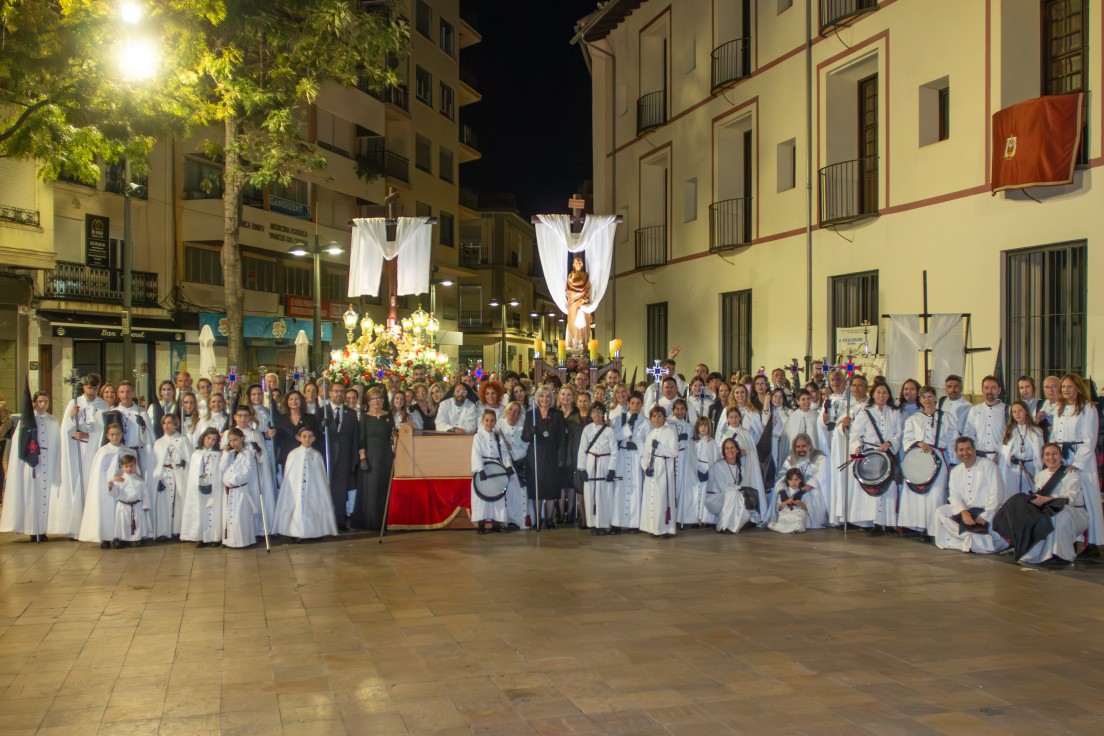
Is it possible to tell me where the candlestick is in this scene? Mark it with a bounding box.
[588,339,598,362]
[535,339,544,358]
[611,338,622,359]
[557,339,567,362]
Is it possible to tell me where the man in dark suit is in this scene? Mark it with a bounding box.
[323,382,360,531]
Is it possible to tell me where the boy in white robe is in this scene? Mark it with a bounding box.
[149,415,191,541]
[111,382,155,475]
[1,391,61,541]
[470,409,516,533]
[77,423,127,548]
[274,427,338,540]
[639,405,680,537]
[223,406,276,533]
[55,377,107,537]
[107,455,151,548]
[668,399,695,527]
[934,437,1008,554]
[578,404,618,535]
[612,392,647,533]
[180,428,224,547]
[220,427,260,548]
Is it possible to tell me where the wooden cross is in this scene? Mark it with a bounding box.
[568,193,587,234]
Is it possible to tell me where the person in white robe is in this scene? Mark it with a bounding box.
[723,384,763,444]
[612,393,647,532]
[77,423,128,548]
[668,399,694,527]
[938,375,973,437]
[220,428,260,548]
[54,377,108,537]
[685,377,712,430]
[1010,443,1090,565]
[107,455,152,547]
[826,375,869,526]
[578,404,618,534]
[498,401,531,529]
[762,389,792,488]
[642,359,686,409]
[436,383,478,433]
[0,392,61,541]
[194,393,230,438]
[934,437,1008,554]
[683,417,718,525]
[470,410,518,533]
[147,380,179,440]
[249,384,278,481]
[646,377,695,425]
[847,383,901,530]
[769,434,830,530]
[1050,375,1101,554]
[638,406,680,537]
[705,434,765,533]
[900,386,959,537]
[180,428,224,547]
[1034,375,1061,436]
[769,467,814,534]
[783,390,829,455]
[110,382,155,476]
[149,415,191,540]
[962,376,1007,464]
[273,427,338,539]
[222,405,276,535]
[998,401,1044,499]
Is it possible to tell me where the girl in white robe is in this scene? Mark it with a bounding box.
[639,406,680,537]
[179,393,201,446]
[149,415,191,540]
[770,436,830,530]
[273,426,338,540]
[470,410,517,532]
[578,404,618,534]
[223,405,276,533]
[77,423,127,547]
[706,435,766,533]
[998,401,1044,499]
[220,428,260,548]
[669,399,695,527]
[1049,377,1102,549]
[848,386,902,530]
[1017,443,1090,564]
[682,417,717,526]
[0,393,61,541]
[180,428,224,546]
[612,394,647,532]
[769,467,813,534]
[900,387,959,537]
[54,384,107,537]
[107,455,151,546]
[782,391,828,455]
[763,389,792,488]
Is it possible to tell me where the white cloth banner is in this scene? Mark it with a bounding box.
[533,214,618,317]
[885,314,964,394]
[348,216,432,298]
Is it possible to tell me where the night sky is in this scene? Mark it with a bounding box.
[460,0,598,217]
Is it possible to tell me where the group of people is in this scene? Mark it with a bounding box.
[1,359,1100,566]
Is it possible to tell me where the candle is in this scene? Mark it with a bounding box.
[557,340,567,362]
[588,339,598,361]
[535,339,544,358]
[611,338,622,357]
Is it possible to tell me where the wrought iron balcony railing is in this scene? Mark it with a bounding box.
[819,156,879,227]
[0,205,40,227]
[634,225,668,269]
[45,260,159,307]
[636,90,667,136]
[709,197,753,251]
[820,0,878,35]
[460,241,488,268]
[711,38,752,92]
[460,123,479,150]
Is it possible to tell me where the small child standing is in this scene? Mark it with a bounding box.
[273,427,338,540]
[768,467,811,534]
[181,428,224,547]
[108,454,151,548]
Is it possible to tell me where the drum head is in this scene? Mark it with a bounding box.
[473,460,509,502]
[901,448,940,494]
[852,451,893,497]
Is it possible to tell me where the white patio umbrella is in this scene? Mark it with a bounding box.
[294,329,309,369]
[198,324,217,379]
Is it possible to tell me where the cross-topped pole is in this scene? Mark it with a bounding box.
[646,359,665,386]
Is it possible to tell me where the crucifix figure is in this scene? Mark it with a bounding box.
[383,187,401,328]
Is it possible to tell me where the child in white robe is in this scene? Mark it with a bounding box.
[223,405,276,535]
[220,427,260,548]
[149,415,191,541]
[274,427,338,540]
[77,423,127,548]
[768,467,812,534]
[470,409,517,533]
[639,406,680,537]
[612,392,647,533]
[498,401,531,529]
[0,392,61,542]
[683,416,717,526]
[669,399,696,528]
[180,428,224,547]
[578,404,618,535]
[107,454,151,547]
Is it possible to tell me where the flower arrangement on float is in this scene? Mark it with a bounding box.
[322,304,452,388]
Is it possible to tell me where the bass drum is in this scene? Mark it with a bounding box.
[473,460,509,502]
[852,450,894,497]
[901,446,941,494]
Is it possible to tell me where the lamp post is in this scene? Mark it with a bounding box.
[288,237,344,369]
[488,297,519,373]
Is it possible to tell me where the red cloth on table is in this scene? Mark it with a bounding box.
[992,93,1083,194]
[387,478,471,529]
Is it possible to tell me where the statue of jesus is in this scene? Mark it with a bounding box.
[565,255,591,347]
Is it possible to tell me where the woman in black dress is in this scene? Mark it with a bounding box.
[523,386,566,529]
[353,386,394,530]
[273,390,321,474]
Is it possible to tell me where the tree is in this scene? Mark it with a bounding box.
[191,0,407,369]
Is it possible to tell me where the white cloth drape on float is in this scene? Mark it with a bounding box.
[293,330,309,367]
[885,314,964,394]
[533,214,618,319]
[348,216,432,298]
[198,324,217,379]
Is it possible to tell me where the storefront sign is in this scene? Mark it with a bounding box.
[268,196,311,220]
[85,214,110,268]
[52,325,185,342]
[199,313,331,344]
[285,295,349,321]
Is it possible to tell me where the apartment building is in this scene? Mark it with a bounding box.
[580,0,1098,392]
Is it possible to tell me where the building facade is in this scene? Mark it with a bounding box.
[580,0,1099,393]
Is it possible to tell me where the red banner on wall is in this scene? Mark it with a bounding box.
[991,93,1083,194]
[285,295,347,320]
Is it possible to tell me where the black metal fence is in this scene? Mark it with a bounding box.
[818,156,879,226]
[0,205,40,227]
[711,38,752,92]
[820,0,878,34]
[635,225,668,269]
[45,260,159,307]
[709,197,752,250]
[637,90,667,136]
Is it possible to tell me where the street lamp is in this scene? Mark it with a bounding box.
[488,297,519,372]
[288,238,344,369]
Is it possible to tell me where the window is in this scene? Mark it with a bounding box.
[184,245,222,285]
[415,201,432,218]
[778,0,793,12]
[919,77,950,146]
[646,302,668,362]
[182,158,223,200]
[459,285,483,327]
[241,257,277,292]
[315,107,353,156]
[415,66,433,106]
[439,82,455,120]
[1042,0,1086,95]
[440,18,455,56]
[721,290,752,376]
[415,0,432,39]
[322,269,348,302]
[439,211,455,247]
[1005,241,1086,390]
[938,87,950,141]
[777,139,796,191]
[315,187,354,229]
[415,134,433,173]
[269,178,310,220]
[683,178,697,222]
[439,146,454,183]
[284,264,313,297]
[829,270,878,352]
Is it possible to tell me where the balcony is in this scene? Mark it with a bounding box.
[711,38,752,93]
[634,225,667,269]
[45,260,159,307]
[709,197,752,251]
[637,90,667,136]
[377,84,410,112]
[0,205,40,227]
[460,241,489,268]
[820,0,878,35]
[459,308,484,328]
[382,150,409,183]
[459,187,479,211]
[459,67,482,106]
[819,156,879,227]
[460,124,479,150]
